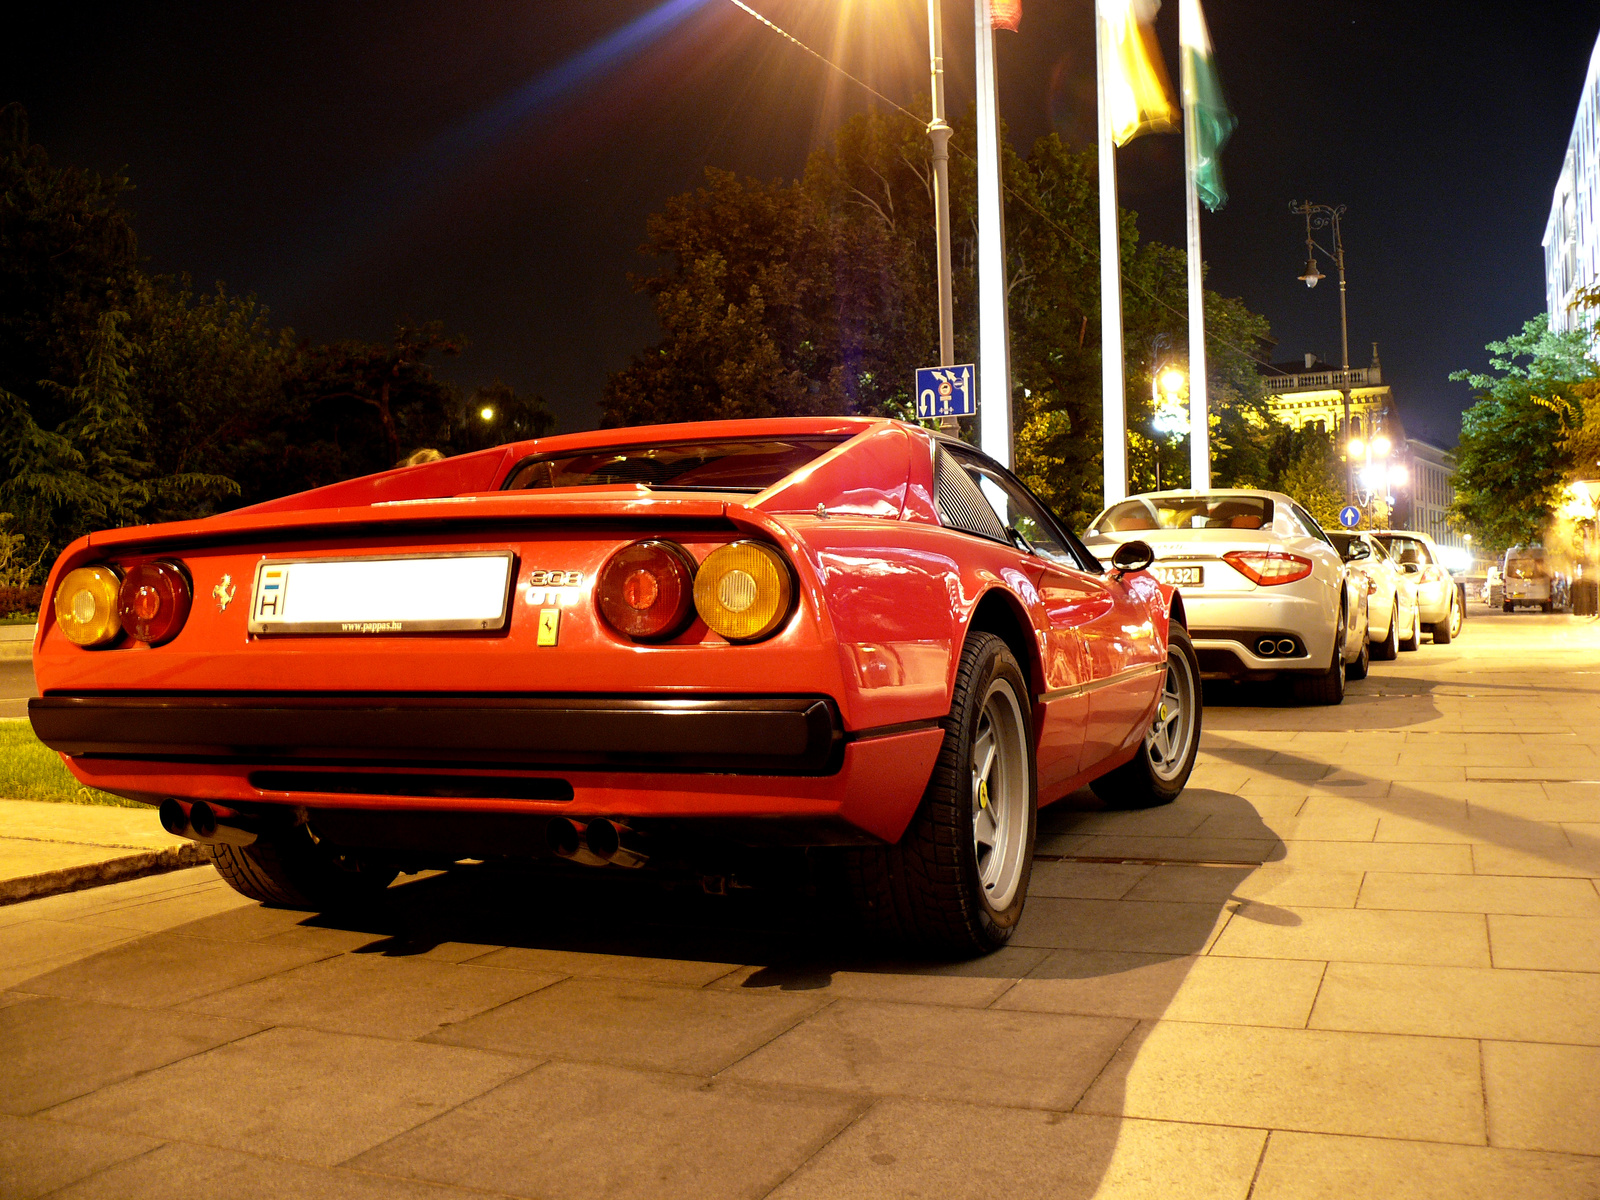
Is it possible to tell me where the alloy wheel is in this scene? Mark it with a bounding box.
[970,677,1029,911]
[1146,651,1196,783]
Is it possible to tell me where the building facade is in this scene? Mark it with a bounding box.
[1544,28,1600,334]
[1262,346,1460,545]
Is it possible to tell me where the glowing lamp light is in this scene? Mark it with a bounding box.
[1347,437,1365,458]
[1159,368,1186,397]
[1387,464,1408,488]
[479,407,495,421]
[990,0,1021,32]
[1371,435,1391,458]
[1299,257,1324,288]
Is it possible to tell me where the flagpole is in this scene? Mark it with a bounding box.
[974,0,1012,468]
[1095,0,1127,505]
[1181,3,1210,491]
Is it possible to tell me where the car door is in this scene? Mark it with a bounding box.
[950,450,1159,787]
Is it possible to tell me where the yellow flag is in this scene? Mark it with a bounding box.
[1101,0,1178,147]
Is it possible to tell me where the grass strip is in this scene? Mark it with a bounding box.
[0,720,142,807]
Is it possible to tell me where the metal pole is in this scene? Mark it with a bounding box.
[927,0,954,383]
[1180,3,1209,492]
[1095,0,1127,505]
[1334,216,1352,504]
[974,0,1012,466]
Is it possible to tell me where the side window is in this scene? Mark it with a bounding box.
[933,448,1008,543]
[1291,504,1334,547]
[951,451,1080,568]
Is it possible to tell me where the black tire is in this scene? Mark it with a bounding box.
[1431,593,1455,644]
[1503,602,1514,613]
[1293,604,1347,705]
[846,632,1036,956]
[1372,599,1399,661]
[209,825,398,910]
[1090,623,1202,809]
[1542,601,1554,613]
[1346,627,1370,680]
[1399,607,1421,651]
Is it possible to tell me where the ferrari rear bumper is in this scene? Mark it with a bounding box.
[31,693,848,776]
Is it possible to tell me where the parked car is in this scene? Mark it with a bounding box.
[28,417,1200,957]
[1502,545,1554,613]
[1327,531,1421,658]
[1371,530,1463,641]
[1083,489,1368,704]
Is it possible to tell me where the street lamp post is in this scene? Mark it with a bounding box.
[925,0,955,410]
[1347,434,1406,527]
[1291,200,1352,501]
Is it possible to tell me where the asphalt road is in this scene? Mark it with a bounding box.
[2,604,1599,1197]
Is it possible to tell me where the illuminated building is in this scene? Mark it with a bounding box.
[1544,28,1600,334]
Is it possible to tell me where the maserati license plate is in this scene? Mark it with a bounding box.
[248,552,515,634]
[1152,565,1203,588]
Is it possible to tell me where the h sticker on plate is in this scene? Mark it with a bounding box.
[537,608,560,646]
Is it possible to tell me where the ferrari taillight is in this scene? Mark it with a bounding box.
[54,565,123,647]
[117,560,193,645]
[597,540,697,641]
[694,540,794,642]
[1223,551,1314,586]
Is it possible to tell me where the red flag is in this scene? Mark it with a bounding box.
[991,0,1021,32]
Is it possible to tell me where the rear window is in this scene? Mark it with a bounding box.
[1093,495,1273,534]
[1374,534,1433,565]
[503,438,845,493]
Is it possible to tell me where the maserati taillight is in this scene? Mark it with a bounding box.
[1223,551,1314,586]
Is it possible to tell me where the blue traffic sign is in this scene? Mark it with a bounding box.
[915,365,976,419]
[1339,505,1361,528]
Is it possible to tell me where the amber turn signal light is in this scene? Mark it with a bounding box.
[597,540,697,641]
[117,560,193,645]
[693,541,793,642]
[54,565,124,647]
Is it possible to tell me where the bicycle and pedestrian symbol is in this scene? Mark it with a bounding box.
[915,365,976,419]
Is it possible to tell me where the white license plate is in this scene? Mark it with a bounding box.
[1152,565,1203,587]
[248,553,515,634]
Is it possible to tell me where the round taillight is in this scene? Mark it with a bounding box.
[54,565,123,647]
[597,540,696,641]
[693,540,793,642]
[117,560,192,646]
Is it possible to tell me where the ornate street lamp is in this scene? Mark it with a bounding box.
[1291,200,1352,500]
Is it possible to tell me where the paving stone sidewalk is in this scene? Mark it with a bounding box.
[1,607,1598,1198]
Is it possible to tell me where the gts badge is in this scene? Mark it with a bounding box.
[524,569,585,607]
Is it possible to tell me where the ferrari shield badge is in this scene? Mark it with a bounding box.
[536,608,560,646]
[213,574,236,612]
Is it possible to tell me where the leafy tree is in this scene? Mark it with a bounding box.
[454,380,557,454]
[1449,315,1597,554]
[1271,427,1345,528]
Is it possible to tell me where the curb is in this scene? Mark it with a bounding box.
[0,843,211,907]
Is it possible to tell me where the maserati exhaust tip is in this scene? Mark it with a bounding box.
[1277,639,1298,655]
[1257,639,1277,657]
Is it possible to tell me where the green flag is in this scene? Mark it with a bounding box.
[1180,0,1236,212]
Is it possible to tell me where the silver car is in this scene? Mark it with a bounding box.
[1085,490,1368,705]
[1371,530,1463,643]
[1328,531,1421,658]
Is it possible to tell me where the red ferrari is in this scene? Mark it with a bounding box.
[30,417,1200,954]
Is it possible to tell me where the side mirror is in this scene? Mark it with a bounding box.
[1111,540,1155,577]
[1343,540,1371,562]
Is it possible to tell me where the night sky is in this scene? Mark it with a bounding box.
[8,0,1599,446]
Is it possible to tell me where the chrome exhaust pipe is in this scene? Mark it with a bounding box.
[1257,638,1277,657]
[546,817,610,867]
[583,819,648,869]
[161,798,256,846]
[1277,639,1297,655]
[187,801,258,847]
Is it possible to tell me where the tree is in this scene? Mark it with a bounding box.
[1272,427,1345,528]
[604,109,1276,530]
[1449,315,1597,554]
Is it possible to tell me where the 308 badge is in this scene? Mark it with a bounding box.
[524,570,584,607]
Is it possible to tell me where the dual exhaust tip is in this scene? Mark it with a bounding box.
[547,817,647,868]
[1256,638,1301,658]
[159,799,257,847]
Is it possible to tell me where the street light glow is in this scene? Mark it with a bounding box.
[1159,368,1186,396]
[1347,437,1365,458]
[1371,435,1391,458]
[479,406,495,421]
[1388,464,1408,487]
